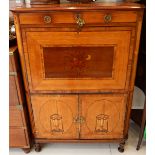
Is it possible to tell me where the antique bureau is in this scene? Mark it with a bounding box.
[11,0,144,152]
[9,46,31,153]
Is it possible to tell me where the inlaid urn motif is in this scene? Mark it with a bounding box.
[49,101,64,134]
[95,114,109,133]
[50,114,64,133]
[95,101,109,133]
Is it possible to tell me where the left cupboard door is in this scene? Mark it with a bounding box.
[31,95,79,139]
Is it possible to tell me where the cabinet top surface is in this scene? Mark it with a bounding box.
[11,0,144,12]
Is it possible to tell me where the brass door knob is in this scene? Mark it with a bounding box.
[104,14,112,23]
[44,16,52,24]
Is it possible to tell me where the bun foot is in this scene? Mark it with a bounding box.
[22,148,31,153]
[118,139,126,153]
[136,145,140,150]
[34,143,41,152]
[118,147,124,153]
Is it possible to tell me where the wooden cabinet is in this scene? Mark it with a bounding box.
[11,1,144,153]
[9,46,31,153]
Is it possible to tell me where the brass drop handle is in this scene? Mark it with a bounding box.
[76,14,85,28]
[44,16,52,24]
[104,14,112,23]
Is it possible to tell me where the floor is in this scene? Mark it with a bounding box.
[10,87,146,155]
[9,121,146,155]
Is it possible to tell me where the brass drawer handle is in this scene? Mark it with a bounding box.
[44,16,52,24]
[9,52,14,56]
[16,105,23,110]
[76,14,85,28]
[104,14,112,23]
[9,71,17,76]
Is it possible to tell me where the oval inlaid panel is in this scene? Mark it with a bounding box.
[39,99,73,134]
[85,99,120,134]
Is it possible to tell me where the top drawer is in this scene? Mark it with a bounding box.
[19,11,137,25]
[9,46,19,73]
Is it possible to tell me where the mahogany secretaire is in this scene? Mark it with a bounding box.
[11,0,144,152]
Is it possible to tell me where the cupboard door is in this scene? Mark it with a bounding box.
[23,29,131,92]
[79,94,127,139]
[31,95,79,139]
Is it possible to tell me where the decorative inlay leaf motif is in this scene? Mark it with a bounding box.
[64,50,91,77]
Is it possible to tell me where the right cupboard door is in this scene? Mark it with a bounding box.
[79,94,127,139]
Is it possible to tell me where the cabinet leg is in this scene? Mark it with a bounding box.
[22,148,31,153]
[118,139,126,153]
[34,143,42,152]
[125,134,128,140]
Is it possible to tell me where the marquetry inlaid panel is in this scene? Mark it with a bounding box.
[80,94,127,139]
[31,95,79,139]
[43,46,114,78]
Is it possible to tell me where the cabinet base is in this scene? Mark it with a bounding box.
[34,138,127,152]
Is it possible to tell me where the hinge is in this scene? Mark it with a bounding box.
[16,104,23,110]
[9,71,17,76]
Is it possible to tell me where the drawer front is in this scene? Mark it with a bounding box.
[9,76,19,106]
[23,29,131,92]
[9,48,20,106]
[79,94,127,139]
[9,128,28,147]
[9,56,14,73]
[31,95,79,139]
[9,49,25,106]
[9,48,19,74]
[19,11,137,25]
[9,107,24,127]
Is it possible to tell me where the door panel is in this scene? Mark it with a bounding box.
[23,29,131,92]
[79,94,127,139]
[31,95,79,139]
